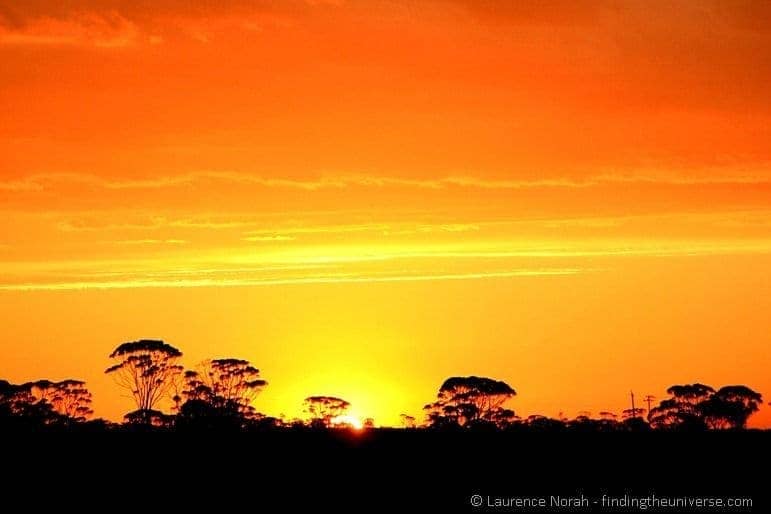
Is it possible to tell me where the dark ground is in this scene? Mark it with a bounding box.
[3,430,768,512]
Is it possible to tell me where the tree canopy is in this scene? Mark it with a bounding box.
[424,376,516,428]
[648,383,762,431]
[304,396,351,427]
[178,358,268,430]
[0,378,94,428]
[105,339,183,422]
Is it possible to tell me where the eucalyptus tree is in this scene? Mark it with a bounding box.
[106,339,183,422]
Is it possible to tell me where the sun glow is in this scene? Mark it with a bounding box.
[330,415,364,430]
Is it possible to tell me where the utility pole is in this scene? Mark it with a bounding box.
[644,395,655,414]
[630,390,636,418]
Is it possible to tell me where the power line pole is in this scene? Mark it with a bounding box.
[630,390,636,418]
[644,395,655,414]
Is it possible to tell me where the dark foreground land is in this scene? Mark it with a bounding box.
[4,430,769,512]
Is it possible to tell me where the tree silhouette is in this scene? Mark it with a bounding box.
[400,414,417,429]
[621,407,646,420]
[105,339,183,423]
[424,376,516,428]
[524,415,565,432]
[596,411,619,430]
[648,383,715,430]
[0,380,22,417]
[607,383,761,431]
[1,380,43,426]
[178,358,268,429]
[487,408,518,429]
[124,408,175,428]
[26,379,93,422]
[700,385,763,430]
[184,359,267,410]
[568,414,608,432]
[668,384,715,404]
[0,379,64,427]
[304,396,350,428]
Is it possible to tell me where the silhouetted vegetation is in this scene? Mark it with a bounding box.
[424,376,517,429]
[177,358,267,430]
[304,395,351,428]
[105,339,183,424]
[648,383,763,431]
[400,413,417,428]
[0,339,767,434]
[27,379,93,421]
[0,378,95,429]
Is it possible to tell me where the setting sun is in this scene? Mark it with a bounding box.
[330,415,364,430]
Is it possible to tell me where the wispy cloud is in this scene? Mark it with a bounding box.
[243,222,481,240]
[0,172,352,191]
[434,224,479,232]
[242,235,297,242]
[0,268,586,292]
[3,238,770,292]
[57,217,169,232]
[110,239,188,246]
[0,0,338,48]
[305,0,345,6]
[56,215,260,232]
[0,12,153,48]
[4,171,771,194]
[244,223,390,237]
[379,223,480,236]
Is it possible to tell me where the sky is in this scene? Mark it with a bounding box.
[1,0,770,426]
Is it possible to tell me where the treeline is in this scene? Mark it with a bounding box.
[0,339,765,432]
[421,376,763,432]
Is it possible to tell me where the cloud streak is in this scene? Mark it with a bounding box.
[109,239,188,246]
[3,238,771,292]
[0,268,586,292]
[0,0,350,48]
[3,171,771,194]
[0,11,151,47]
[242,235,297,242]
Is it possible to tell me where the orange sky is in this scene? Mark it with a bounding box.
[1,0,770,426]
